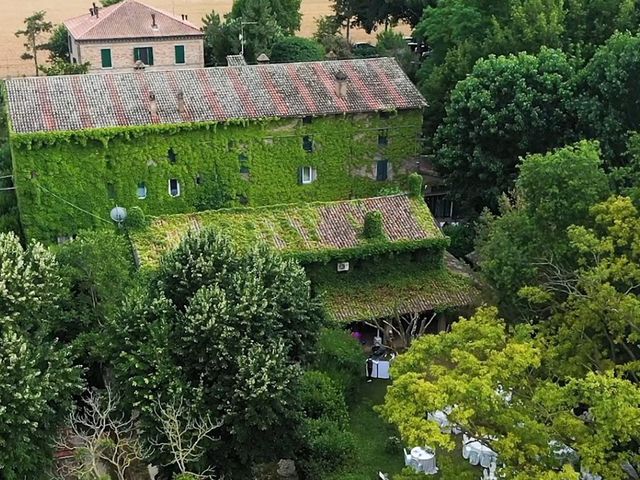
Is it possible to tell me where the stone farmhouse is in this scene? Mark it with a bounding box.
[64,0,204,72]
[5,57,426,241]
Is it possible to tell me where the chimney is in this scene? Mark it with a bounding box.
[334,70,348,99]
[151,13,158,30]
[177,91,186,115]
[92,2,99,17]
[89,7,94,16]
[256,53,270,64]
[148,92,158,121]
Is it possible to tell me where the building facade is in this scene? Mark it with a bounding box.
[5,58,427,242]
[64,0,204,72]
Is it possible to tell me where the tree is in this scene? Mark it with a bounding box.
[270,36,325,63]
[39,58,90,76]
[434,48,577,212]
[56,386,147,480]
[0,232,81,479]
[45,24,70,62]
[202,11,237,67]
[381,306,640,479]
[149,397,222,479]
[476,141,610,312]
[101,0,124,6]
[230,0,301,34]
[312,16,352,59]
[376,30,417,77]
[15,11,53,76]
[576,32,640,164]
[107,229,324,477]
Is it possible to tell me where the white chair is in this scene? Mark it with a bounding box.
[469,450,481,466]
[462,443,471,460]
[480,452,492,468]
[403,448,413,467]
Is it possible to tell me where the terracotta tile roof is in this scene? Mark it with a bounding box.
[323,266,482,323]
[131,194,443,267]
[5,57,427,134]
[64,0,202,41]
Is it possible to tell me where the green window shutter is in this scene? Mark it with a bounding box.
[133,47,141,62]
[101,49,112,68]
[175,45,185,64]
[147,47,154,65]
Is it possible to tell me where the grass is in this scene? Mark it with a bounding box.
[326,380,481,480]
[327,379,405,480]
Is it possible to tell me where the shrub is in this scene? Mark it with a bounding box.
[125,206,147,229]
[298,370,349,426]
[312,328,364,400]
[363,210,385,240]
[442,222,475,258]
[297,418,355,480]
[408,173,423,198]
[270,36,326,63]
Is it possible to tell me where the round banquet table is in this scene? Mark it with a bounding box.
[410,446,437,474]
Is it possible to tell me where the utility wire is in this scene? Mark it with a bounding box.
[36,183,112,225]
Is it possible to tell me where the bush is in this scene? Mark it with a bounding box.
[125,206,147,229]
[297,418,355,480]
[363,210,385,240]
[442,222,475,258]
[313,328,364,401]
[298,370,349,426]
[408,173,423,198]
[270,36,325,63]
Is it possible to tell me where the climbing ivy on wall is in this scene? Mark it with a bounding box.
[11,110,423,241]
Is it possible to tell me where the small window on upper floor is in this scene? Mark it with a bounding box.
[168,148,177,163]
[175,45,186,65]
[195,174,203,185]
[299,166,317,185]
[101,48,112,69]
[168,178,181,197]
[376,160,389,181]
[133,46,154,65]
[303,116,313,125]
[378,129,389,146]
[107,182,116,199]
[137,182,147,199]
[303,135,314,153]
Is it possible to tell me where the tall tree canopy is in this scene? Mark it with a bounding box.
[15,11,53,76]
[434,48,576,211]
[231,0,301,34]
[0,233,81,479]
[107,229,324,478]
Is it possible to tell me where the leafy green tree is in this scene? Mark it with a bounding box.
[202,11,237,66]
[45,24,70,62]
[313,16,352,59]
[101,0,124,6]
[376,30,417,77]
[107,229,324,478]
[15,11,53,76]
[270,36,325,63]
[0,232,81,479]
[39,58,90,76]
[576,32,640,164]
[477,141,610,312]
[381,306,640,479]
[231,0,301,34]
[434,48,577,211]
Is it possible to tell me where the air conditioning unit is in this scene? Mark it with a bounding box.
[337,262,350,272]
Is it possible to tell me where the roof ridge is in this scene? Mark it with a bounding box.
[79,0,129,38]
[123,0,201,31]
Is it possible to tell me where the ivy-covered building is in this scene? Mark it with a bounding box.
[131,192,480,323]
[5,57,427,242]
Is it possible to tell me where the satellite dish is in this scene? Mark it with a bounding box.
[110,206,127,225]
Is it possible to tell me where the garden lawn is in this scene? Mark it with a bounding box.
[326,379,482,480]
[327,379,404,479]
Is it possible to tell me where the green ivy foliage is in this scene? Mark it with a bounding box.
[11,111,423,241]
[363,210,385,240]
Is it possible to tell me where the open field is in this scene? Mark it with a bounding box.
[0,0,400,77]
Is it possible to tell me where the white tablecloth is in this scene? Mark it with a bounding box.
[464,438,497,467]
[410,447,437,474]
[372,360,390,379]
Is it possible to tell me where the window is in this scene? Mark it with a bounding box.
[175,45,186,64]
[299,166,317,184]
[195,174,202,185]
[376,160,388,181]
[168,179,180,197]
[133,47,154,65]
[302,135,313,153]
[227,140,236,152]
[137,182,147,199]
[302,116,313,125]
[167,148,177,163]
[378,129,388,146]
[101,48,112,68]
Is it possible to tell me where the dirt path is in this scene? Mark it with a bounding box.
[0,0,395,77]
